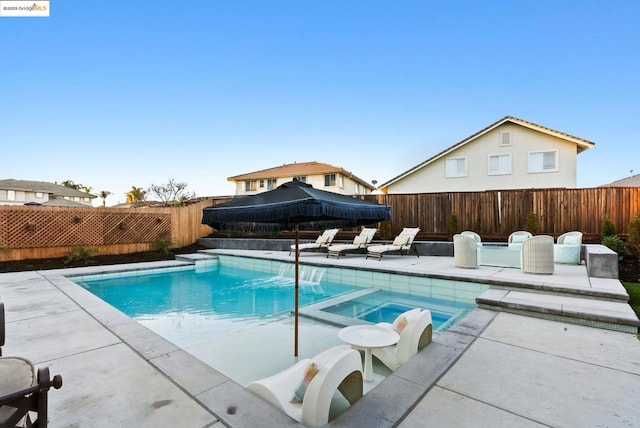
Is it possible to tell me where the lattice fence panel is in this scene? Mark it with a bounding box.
[102,212,171,245]
[0,211,7,248]
[6,208,104,248]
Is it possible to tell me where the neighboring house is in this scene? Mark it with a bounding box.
[0,179,97,206]
[601,173,640,187]
[228,161,375,196]
[379,116,595,194]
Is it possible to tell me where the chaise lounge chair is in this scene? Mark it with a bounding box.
[0,302,63,428]
[371,308,433,370]
[326,228,377,259]
[289,229,340,256]
[366,227,420,260]
[247,345,363,428]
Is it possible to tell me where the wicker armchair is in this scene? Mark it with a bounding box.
[554,231,583,264]
[522,235,554,274]
[454,234,479,268]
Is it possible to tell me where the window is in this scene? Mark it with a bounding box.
[529,151,558,173]
[338,175,344,188]
[324,174,336,186]
[35,192,44,198]
[488,154,511,175]
[267,178,277,190]
[293,176,306,183]
[7,190,16,200]
[259,180,264,188]
[500,132,512,147]
[245,180,257,191]
[354,183,361,194]
[445,157,467,178]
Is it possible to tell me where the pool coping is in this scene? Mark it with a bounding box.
[204,250,628,302]
[38,256,497,427]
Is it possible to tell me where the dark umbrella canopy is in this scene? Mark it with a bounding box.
[201,180,391,356]
[202,180,391,229]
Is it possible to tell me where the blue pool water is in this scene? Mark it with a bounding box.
[76,264,360,320]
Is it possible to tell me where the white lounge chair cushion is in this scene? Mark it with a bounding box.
[315,236,329,244]
[392,235,410,247]
[353,235,368,245]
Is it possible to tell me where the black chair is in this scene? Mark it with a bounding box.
[0,302,63,427]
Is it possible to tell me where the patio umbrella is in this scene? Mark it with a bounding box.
[202,180,391,356]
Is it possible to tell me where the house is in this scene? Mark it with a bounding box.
[379,116,595,194]
[228,161,375,196]
[601,173,640,187]
[0,179,97,206]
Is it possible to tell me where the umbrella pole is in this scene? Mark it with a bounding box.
[294,225,299,357]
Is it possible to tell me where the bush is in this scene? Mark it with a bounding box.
[446,213,459,241]
[602,215,618,238]
[526,212,540,235]
[627,214,640,257]
[65,246,98,264]
[378,221,393,240]
[153,236,174,254]
[602,235,628,257]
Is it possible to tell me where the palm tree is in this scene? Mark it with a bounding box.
[125,186,146,204]
[99,190,111,207]
[60,180,82,190]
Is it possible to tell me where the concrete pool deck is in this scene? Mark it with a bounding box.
[1,250,639,427]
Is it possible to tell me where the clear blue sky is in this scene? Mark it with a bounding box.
[2,1,639,206]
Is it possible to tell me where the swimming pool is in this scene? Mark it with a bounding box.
[73,255,486,385]
[76,263,360,320]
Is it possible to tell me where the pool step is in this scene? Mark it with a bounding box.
[477,289,640,334]
[175,253,218,264]
[479,275,629,303]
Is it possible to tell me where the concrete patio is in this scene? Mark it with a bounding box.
[1,250,639,427]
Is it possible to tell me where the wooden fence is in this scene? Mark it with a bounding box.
[0,200,215,261]
[1,187,638,261]
[365,187,640,242]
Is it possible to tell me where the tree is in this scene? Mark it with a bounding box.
[147,179,195,206]
[98,190,112,207]
[60,180,83,190]
[60,180,92,194]
[125,186,147,204]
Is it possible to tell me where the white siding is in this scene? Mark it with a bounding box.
[385,124,578,193]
